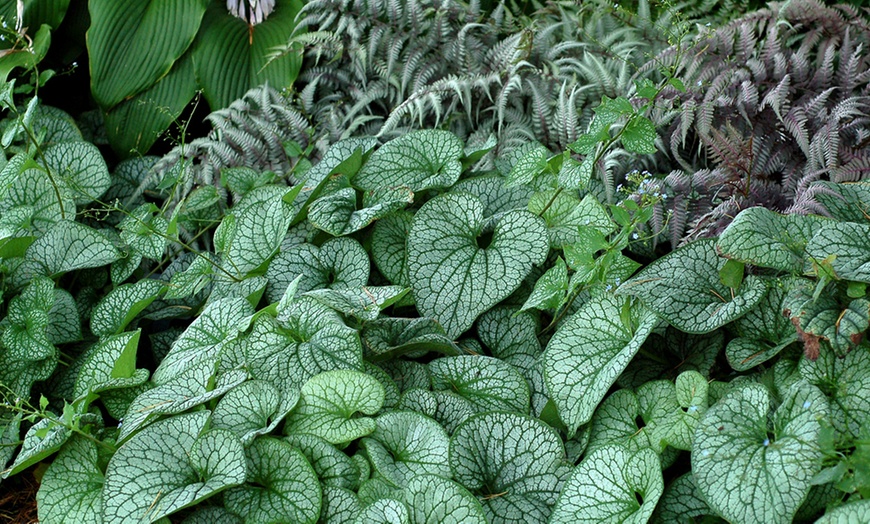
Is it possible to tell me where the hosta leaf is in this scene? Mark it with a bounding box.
[285,433,360,490]
[372,211,413,287]
[651,473,718,524]
[284,370,385,444]
[36,436,105,524]
[450,412,567,524]
[693,382,827,524]
[362,411,450,487]
[88,0,207,109]
[224,437,321,524]
[43,141,111,205]
[27,221,120,276]
[800,345,870,439]
[242,301,363,394]
[618,238,767,333]
[152,297,253,384]
[621,116,658,154]
[362,317,461,362]
[308,186,413,236]
[192,0,304,109]
[404,474,487,524]
[305,285,410,322]
[266,237,369,303]
[543,294,658,435]
[397,389,476,434]
[354,130,463,192]
[550,444,663,523]
[806,221,870,283]
[429,355,530,413]
[90,279,164,337]
[353,498,410,524]
[104,412,246,522]
[717,207,825,273]
[408,192,548,337]
[119,362,246,441]
[528,191,614,248]
[212,380,297,445]
[321,486,362,524]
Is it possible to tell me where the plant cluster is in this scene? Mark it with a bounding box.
[0,0,868,523]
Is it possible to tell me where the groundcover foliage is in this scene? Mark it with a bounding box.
[0,1,869,523]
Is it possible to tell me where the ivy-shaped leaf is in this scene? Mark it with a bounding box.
[550,444,663,523]
[362,411,450,487]
[429,355,530,414]
[224,436,321,524]
[266,237,369,303]
[284,370,386,445]
[212,380,298,445]
[285,433,360,490]
[408,192,548,337]
[618,239,767,333]
[807,221,870,283]
[104,413,246,522]
[450,412,568,524]
[90,279,164,337]
[27,221,121,276]
[543,294,658,435]
[43,141,111,205]
[717,207,825,273]
[693,381,828,524]
[36,436,105,524]
[354,130,463,192]
[152,297,253,384]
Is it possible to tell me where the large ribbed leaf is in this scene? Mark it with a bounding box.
[407,192,548,337]
[104,412,246,522]
[550,444,663,524]
[693,382,827,524]
[618,239,767,333]
[192,0,304,109]
[543,294,658,436]
[354,130,463,192]
[450,412,567,524]
[224,437,321,524]
[88,0,208,109]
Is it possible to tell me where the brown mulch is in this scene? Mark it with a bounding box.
[0,471,38,524]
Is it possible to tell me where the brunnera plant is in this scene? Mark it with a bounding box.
[1,71,869,523]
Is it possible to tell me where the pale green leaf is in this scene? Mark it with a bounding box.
[90,279,164,337]
[223,436,321,524]
[36,436,105,524]
[550,444,663,523]
[27,221,121,275]
[104,412,246,522]
[693,382,828,524]
[408,192,548,337]
[284,370,385,444]
[544,294,658,435]
[618,238,767,333]
[355,130,463,192]
[362,411,450,487]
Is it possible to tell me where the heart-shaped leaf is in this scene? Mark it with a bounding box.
[693,381,827,524]
[543,294,658,435]
[550,444,663,523]
[104,412,246,522]
[408,192,548,337]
